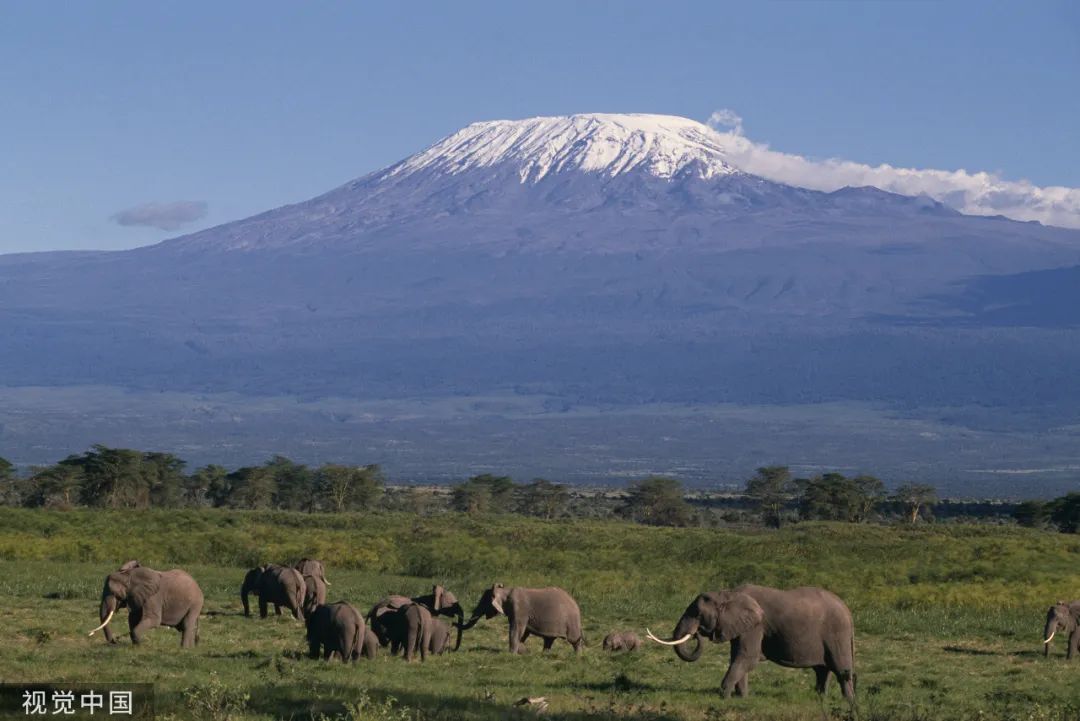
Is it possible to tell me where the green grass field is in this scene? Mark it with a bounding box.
[2,508,1080,720]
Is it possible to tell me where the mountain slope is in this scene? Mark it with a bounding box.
[2,113,1079,488]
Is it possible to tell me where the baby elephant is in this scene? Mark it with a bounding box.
[602,631,641,652]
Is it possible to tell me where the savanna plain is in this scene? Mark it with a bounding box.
[2,509,1079,721]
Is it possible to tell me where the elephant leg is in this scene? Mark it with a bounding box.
[274,603,282,616]
[509,618,528,654]
[542,636,555,652]
[130,616,156,645]
[721,641,758,698]
[1069,629,1080,661]
[835,669,856,701]
[814,666,829,695]
[309,639,321,659]
[180,611,199,648]
[259,597,268,619]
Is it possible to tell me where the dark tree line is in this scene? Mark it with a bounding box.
[743,466,938,527]
[0,446,382,512]
[3,449,1079,533]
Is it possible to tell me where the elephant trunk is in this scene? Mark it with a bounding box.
[673,617,703,663]
[1045,618,1058,657]
[241,582,252,617]
[452,608,465,651]
[458,610,483,632]
[97,596,118,643]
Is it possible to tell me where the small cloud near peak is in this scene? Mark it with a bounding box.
[111,201,208,231]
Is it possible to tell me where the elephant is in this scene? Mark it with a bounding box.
[367,585,465,651]
[1043,600,1080,658]
[294,558,330,587]
[241,564,305,619]
[646,585,855,701]
[459,584,585,654]
[88,565,203,648]
[366,600,434,661]
[303,574,328,616]
[361,627,379,659]
[306,602,366,662]
[429,617,452,655]
[602,631,641,652]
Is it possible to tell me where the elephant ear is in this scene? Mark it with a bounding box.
[127,568,161,609]
[714,591,764,642]
[491,585,508,615]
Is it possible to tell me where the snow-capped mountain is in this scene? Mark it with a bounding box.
[3,113,1080,488]
[158,113,970,255]
[384,114,742,182]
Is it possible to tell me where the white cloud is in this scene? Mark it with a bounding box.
[706,108,1080,229]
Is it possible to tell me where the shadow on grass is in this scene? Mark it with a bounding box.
[243,683,683,721]
[568,673,657,693]
[941,645,998,656]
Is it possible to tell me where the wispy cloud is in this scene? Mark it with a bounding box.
[110,201,208,231]
[707,109,1080,229]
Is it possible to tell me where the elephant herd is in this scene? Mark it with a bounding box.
[84,559,1080,706]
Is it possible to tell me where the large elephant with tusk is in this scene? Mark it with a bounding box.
[1043,600,1080,658]
[646,585,855,701]
[458,584,585,654]
[89,565,203,648]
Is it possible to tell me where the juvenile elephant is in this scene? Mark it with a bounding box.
[429,617,452,656]
[459,584,585,654]
[241,564,305,619]
[367,585,464,651]
[294,558,330,586]
[1044,600,1080,658]
[88,565,203,648]
[303,575,328,616]
[306,602,365,662]
[361,627,379,659]
[647,585,855,701]
[603,631,641,652]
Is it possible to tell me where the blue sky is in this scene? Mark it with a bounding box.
[2,1,1078,253]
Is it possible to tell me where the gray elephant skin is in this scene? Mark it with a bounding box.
[602,631,641,652]
[649,585,855,700]
[429,617,452,655]
[294,558,330,586]
[303,575,328,616]
[89,565,203,648]
[306,602,366,662]
[362,627,379,659]
[460,584,585,654]
[1044,601,1080,658]
[367,585,465,652]
[241,564,305,619]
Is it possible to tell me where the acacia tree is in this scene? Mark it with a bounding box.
[745,466,795,528]
[623,476,694,527]
[892,483,938,524]
[316,464,384,512]
[518,479,569,519]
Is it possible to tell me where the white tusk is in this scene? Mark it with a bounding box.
[88,609,116,636]
[645,629,694,646]
[1044,631,1056,644]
